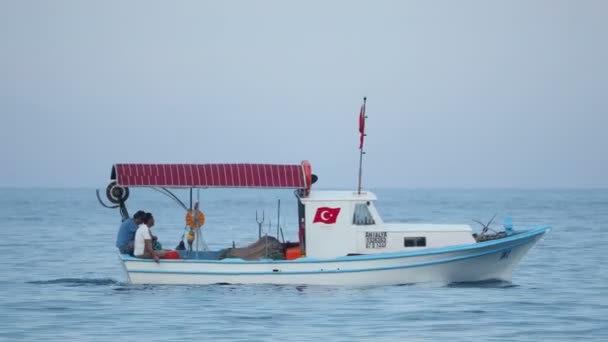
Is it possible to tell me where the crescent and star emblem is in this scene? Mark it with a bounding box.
[313,207,341,224]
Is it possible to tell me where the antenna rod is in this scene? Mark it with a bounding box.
[357,97,367,194]
[276,199,281,239]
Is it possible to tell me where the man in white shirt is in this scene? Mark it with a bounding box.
[134,213,167,262]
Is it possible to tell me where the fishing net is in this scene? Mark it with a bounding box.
[219,236,285,260]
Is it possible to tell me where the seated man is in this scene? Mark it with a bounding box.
[116,210,146,255]
[134,213,168,262]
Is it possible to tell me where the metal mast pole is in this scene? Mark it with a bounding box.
[357,97,367,194]
[276,199,281,239]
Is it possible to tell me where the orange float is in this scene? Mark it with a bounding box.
[185,209,205,229]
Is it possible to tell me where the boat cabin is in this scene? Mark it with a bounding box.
[298,190,475,259]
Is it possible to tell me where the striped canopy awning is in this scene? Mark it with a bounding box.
[111,162,310,189]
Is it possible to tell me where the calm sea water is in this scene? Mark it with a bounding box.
[0,188,606,341]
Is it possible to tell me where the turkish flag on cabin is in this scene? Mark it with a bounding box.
[359,101,366,149]
[313,207,341,224]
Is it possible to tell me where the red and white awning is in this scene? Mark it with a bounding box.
[111,162,311,189]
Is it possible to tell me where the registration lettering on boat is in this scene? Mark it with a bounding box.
[365,231,387,249]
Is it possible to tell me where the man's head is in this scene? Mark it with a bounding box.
[133,210,146,225]
[143,212,155,228]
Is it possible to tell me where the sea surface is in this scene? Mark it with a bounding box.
[0,188,606,341]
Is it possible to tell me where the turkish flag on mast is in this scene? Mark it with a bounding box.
[359,100,366,149]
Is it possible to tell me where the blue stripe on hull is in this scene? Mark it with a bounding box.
[121,226,550,265]
[126,235,538,276]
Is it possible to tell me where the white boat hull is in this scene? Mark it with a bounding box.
[120,227,549,286]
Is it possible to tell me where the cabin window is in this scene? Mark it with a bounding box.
[353,203,375,225]
[404,237,426,247]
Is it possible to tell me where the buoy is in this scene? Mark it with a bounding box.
[187,230,195,243]
[185,209,205,229]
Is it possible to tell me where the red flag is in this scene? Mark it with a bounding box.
[359,102,366,149]
[313,207,341,224]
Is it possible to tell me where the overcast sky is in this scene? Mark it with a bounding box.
[1,0,606,188]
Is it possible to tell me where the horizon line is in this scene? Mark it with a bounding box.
[1,186,606,191]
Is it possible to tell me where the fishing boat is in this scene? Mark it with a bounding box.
[97,99,550,286]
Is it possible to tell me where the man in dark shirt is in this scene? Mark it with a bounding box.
[116,210,145,254]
